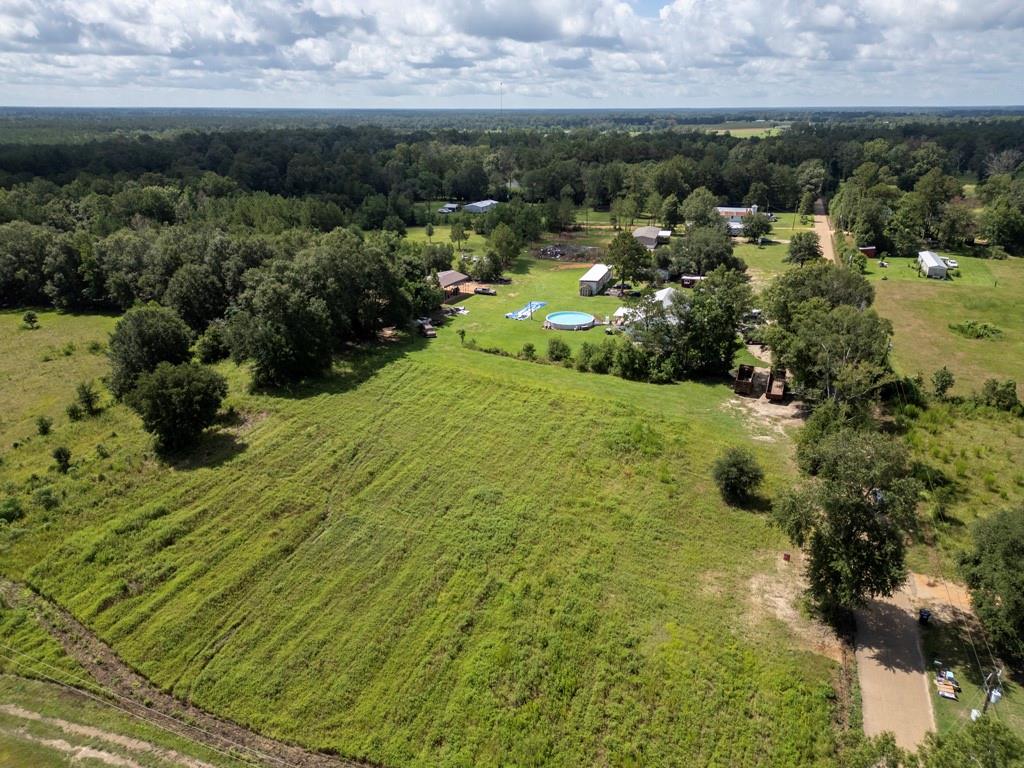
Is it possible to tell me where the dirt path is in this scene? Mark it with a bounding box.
[0,579,376,768]
[813,198,837,263]
[855,583,935,750]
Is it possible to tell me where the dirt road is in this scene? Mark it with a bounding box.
[813,198,837,263]
[855,585,935,750]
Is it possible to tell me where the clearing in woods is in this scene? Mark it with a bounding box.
[0,304,843,768]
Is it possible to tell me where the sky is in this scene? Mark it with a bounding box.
[0,0,1022,109]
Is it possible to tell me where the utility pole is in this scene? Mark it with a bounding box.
[982,667,1003,714]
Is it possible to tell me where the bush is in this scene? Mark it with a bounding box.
[127,362,228,451]
[76,381,101,415]
[931,366,955,399]
[977,379,1021,412]
[575,342,595,372]
[949,320,1003,339]
[52,446,71,473]
[613,340,650,381]
[21,311,39,330]
[195,320,231,364]
[519,342,536,361]
[35,415,52,436]
[65,402,83,421]
[712,447,764,505]
[0,497,24,523]
[589,339,617,375]
[547,337,571,362]
[34,487,59,511]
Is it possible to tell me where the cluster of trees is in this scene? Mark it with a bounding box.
[831,159,1024,256]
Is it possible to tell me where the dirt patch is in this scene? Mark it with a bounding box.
[224,410,268,437]
[0,726,143,767]
[552,262,593,271]
[0,579,370,768]
[723,394,807,442]
[0,704,216,768]
[747,552,844,662]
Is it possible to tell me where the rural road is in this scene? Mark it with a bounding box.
[856,585,935,750]
[813,198,837,263]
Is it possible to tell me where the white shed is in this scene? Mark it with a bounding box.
[463,199,500,214]
[579,263,612,296]
[918,250,948,279]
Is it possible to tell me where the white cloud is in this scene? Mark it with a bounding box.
[0,0,1020,107]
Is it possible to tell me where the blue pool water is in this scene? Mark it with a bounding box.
[546,311,596,330]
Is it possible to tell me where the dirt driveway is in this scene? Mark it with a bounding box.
[813,198,837,263]
[855,583,935,749]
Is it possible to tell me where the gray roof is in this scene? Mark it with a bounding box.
[436,269,470,289]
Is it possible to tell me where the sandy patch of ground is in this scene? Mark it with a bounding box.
[723,393,807,442]
[747,552,844,662]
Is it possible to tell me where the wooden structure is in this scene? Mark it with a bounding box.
[766,369,787,402]
[734,364,755,395]
[436,269,470,299]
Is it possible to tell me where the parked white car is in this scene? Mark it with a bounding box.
[943,257,959,269]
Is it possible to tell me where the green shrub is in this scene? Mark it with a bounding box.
[519,342,536,361]
[546,337,571,362]
[949,320,1003,339]
[52,446,71,474]
[76,381,101,415]
[195,319,231,364]
[35,415,53,435]
[712,447,764,505]
[977,379,1021,412]
[575,342,595,371]
[0,497,24,523]
[65,402,83,421]
[33,487,59,511]
[21,311,39,330]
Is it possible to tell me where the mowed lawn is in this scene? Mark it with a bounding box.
[0,308,844,768]
[869,255,1024,394]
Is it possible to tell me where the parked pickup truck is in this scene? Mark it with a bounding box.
[474,286,497,295]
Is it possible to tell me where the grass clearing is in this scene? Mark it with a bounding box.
[0,302,847,767]
[870,256,1024,394]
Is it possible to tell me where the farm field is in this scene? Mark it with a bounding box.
[0,676,246,767]
[0,307,843,767]
[869,255,1023,394]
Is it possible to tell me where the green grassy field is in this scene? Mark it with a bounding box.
[405,225,489,253]
[0,304,848,767]
[869,255,1023,394]
[0,676,247,767]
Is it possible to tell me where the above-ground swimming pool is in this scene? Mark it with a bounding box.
[546,310,597,330]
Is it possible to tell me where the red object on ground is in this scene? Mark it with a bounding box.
[782,552,791,562]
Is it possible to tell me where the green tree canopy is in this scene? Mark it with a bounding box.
[773,429,920,612]
[128,362,228,451]
[108,303,193,399]
[784,230,824,267]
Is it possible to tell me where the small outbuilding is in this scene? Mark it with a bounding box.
[716,205,758,224]
[463,199,500,214]
[917,250,948,280]
[632,226,665,250]
[437,202,459,215]
[579,263,612,296]
[436,269,470,298]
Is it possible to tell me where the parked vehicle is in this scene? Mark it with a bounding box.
[474,287,496,295]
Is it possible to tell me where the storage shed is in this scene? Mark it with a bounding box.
[579,263,612,296]
[918,250,948,279]
[463,199,500,214]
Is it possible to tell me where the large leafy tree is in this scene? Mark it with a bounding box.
[959,506,1024,661]
[108,303,193,399]
[764,261,875,330]
[607,231,651,285]
[163,262,226,332]
[668,226,745,276]
[773,430,920,612]
[767,299,893,403]
[784,230,824,267]
[679,187,720,229]
[128,362,227,451]
[226,261,334,388]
